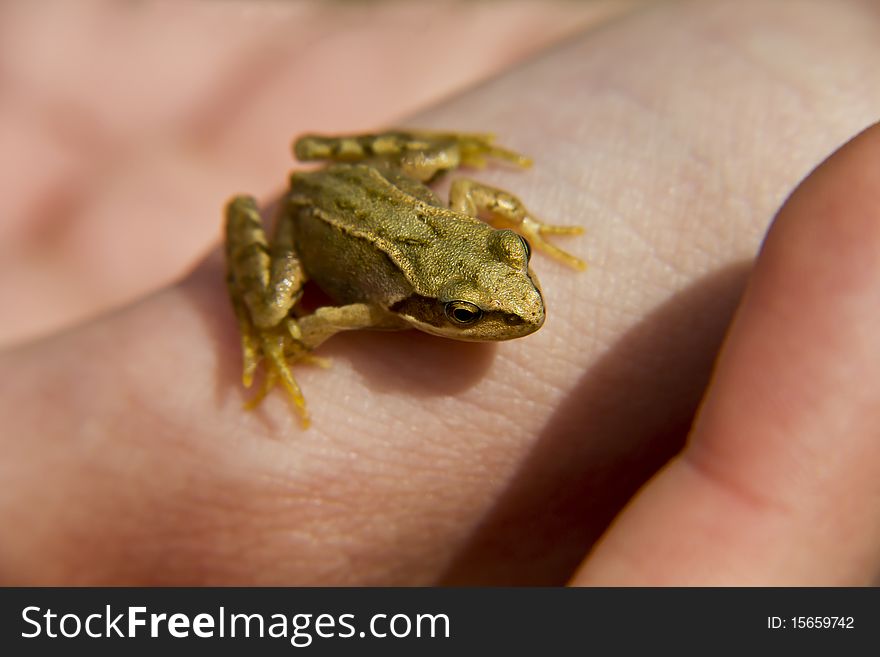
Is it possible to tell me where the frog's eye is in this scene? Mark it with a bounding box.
[517,234,532,262]
[445,301,483,325]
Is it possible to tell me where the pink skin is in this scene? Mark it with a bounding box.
[1,0,879,585]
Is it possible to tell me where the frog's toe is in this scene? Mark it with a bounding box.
[538,223,585,237]
[521,215,587,271]
[239,328,311,426]
[264,334,310,426]
[458,134,532,169]
[303,354,332,369]
[243,370,277,410]
[242,359,311,427]
[241,338,260,388]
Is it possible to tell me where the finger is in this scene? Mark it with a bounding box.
[573,122,880,585]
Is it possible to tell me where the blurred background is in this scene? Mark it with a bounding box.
[0,0,646,346]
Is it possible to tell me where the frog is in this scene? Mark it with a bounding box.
[224,130,584,426]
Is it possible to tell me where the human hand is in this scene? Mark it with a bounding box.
[1,0,878,585]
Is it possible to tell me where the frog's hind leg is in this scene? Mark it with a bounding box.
[449,179,586,271]
[225,195,312,423]
[225,196,305,328]
[227,274,260,388]
[293,130,532,182]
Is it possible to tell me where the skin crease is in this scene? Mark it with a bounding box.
[1,0,880,585]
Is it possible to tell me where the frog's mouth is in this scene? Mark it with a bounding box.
[391,293,544,341]
[419,309,543,341]
[473,309,545,341]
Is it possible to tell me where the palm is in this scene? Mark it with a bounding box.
[1,1,879,585]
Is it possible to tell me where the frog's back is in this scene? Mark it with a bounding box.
[287,164,495,303]
[288,163,461,234]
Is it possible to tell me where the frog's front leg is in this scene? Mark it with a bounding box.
[296,304,409,349]
[240,303,407,417]
[449,179,586,271]
[293,130,532,182]
[225,195,311,421]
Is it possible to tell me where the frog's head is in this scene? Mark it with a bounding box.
[391,230,545,341]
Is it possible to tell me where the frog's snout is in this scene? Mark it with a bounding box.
[529,305,547,331]
[501,300,545,336]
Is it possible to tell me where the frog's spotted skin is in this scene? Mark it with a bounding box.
[224,130,584,425]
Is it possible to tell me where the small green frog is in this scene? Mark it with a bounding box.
[225,130,584,425]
